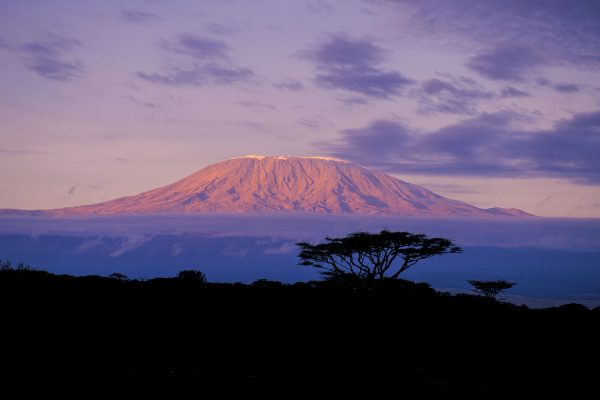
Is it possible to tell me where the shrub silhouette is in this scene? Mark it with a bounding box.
[0,259,33,271]
[177,269,207,283]
[252,278,284,288]
[297,230,461,281]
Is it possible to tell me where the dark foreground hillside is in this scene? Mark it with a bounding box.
[1,269,599,395]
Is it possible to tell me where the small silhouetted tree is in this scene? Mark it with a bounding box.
[177,269,207,283]
[109,272,129,281]
[297,230,461,281]
[468,279,516,299]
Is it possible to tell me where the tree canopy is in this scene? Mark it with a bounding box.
[297,230,461,280]
[468,280,516,299]
[177,269,207,283]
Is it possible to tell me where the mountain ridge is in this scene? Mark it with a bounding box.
[0,155,532,217]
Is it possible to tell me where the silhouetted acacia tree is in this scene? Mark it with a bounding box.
[177,269,207,283]
[297,230,461,280]
[109,272,129,281]
[468,279,516,299]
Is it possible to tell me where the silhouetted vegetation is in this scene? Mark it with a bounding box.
[468,279,517,299]
[297,230,461,281]
[109,272,129,281]
[0,262,597,395]
[1,259,34,271]
[177,269,207,282]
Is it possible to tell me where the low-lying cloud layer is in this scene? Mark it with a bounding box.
[1,215,599,301]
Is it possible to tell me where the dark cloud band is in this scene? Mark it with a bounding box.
[318,110,600,183]
[299,34,414,98]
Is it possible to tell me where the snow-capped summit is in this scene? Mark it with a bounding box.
[1,156,531,216]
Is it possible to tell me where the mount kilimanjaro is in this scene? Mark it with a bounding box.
[1,155,530,217]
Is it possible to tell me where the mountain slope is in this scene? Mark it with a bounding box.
[1,155,531,217]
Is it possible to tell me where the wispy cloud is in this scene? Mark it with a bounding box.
[161,34,228,59]
[137,64,253,86]
[537,78,582,93]
[306,0,335,15]
[317,110,600,183]
[6,35,85,81]
[500,86,530,98]
[394,0,600,71]
[236,100,275,110]
[417,76,493,115]
[238,121,268,131]
[299,34,414,98]
[298,118,320,130]
[122,95,160,108]
[467,44,545,82]
[137,34,254,86]
[120,8,159,24]
[109,234,153,257]
[553,83,580,93]
[205,21,248,36]
[337,96,368,106]
[274,79,304,91]
[0,148,45,155]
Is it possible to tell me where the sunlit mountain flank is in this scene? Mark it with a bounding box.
[1,156,530,216]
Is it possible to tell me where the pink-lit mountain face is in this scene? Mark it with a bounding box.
[2,156,531,217]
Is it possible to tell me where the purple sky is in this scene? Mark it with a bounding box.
[1,0,600,217]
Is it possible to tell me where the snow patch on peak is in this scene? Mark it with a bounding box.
[233,155,347,162]
[236,154,267,160]
[302,156,347,162]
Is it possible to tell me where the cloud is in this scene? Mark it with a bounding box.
[417,76,493,115]
[317,110,600,183]
[236,100,275,110]
[274,79,304,91]
[298,118,320,129]
[390,0,600,70]
[120,8,159,23]
[162,34,228,59]
[76,237,106,253]
[0,148,44,155]
[123,95,160,108]
[306,0,335,15]
[553,83,580,93]
[137,64,253,86]
[263,242,296,254]
[137,34,254,86]
[205,22,245,36]
[500,86,530,98]
[238,121,268,131]
[14,35,84,81]
[299,34,414,98]
[337,96,369,106]
[467,44,545,81]
[537,78,582,93]
[110,234,153,257]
